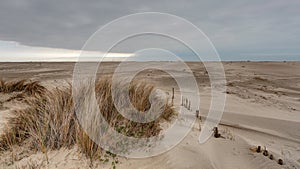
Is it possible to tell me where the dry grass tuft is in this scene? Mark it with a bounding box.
[93,78,175,138]
[0,77,175,160]
[0,79,45,96]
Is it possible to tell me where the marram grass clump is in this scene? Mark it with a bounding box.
[0,78,175,160]
[0,79,45,96]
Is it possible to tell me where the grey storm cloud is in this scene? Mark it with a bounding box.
[0,0,300,59]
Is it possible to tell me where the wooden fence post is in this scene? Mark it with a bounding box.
[196,110,199,118]
[185,98,188,108]
[171,88,174,106]
[256,146,261,153]
[214,127,221,138]
[278,159,283,165]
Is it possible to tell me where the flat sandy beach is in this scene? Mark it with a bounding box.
[0,61,299,169]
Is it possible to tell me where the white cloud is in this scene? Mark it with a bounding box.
[0,41,133,62]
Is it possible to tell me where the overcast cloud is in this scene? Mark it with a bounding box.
[0,0,299,60]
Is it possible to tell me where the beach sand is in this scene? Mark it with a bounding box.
[0,61,299,169]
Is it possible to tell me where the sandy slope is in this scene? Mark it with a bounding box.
[0,62,299,169]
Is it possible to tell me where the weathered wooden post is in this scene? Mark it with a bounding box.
[196,110,201,131]
[181,96,184,106]
[269,154,274,160]
[278,159,283,165]
[188,100,191,110]
[171,88,174,106]
[213,127,221,138]
[256,146,261,153]
[263,150,269,156]
[196,110,200,118]
[185,98,188,108]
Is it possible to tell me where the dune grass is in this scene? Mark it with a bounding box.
[0,78,175,160]
[0,79,45,96]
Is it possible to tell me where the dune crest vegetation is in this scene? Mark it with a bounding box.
[0,78,175,160]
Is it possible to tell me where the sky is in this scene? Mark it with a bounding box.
[0,0,300,61]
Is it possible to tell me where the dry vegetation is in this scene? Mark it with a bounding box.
[0,78,175,162]
[0,79,45,96]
